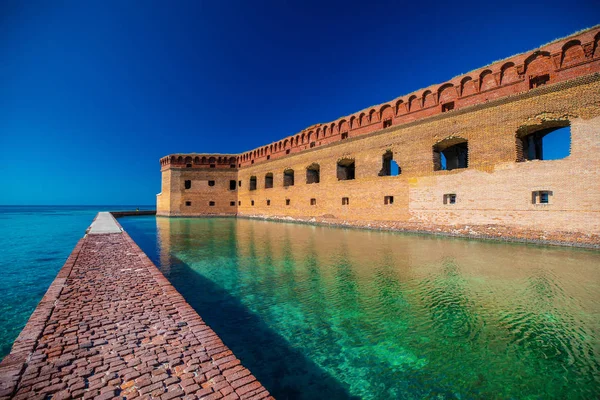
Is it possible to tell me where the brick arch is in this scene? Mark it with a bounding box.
[193,156,200,164]
[201,156,207,164]
[479,69,497,91]
[307,131,313,142]
[380,104,394,121]
[524,51,553,76]
[422,90,435,108]
[594,32,600,58]
[295,135,300,146]
[339,119,348,133]
[170,156,176,163]
[323,125,328,137]
[438,83,457,104]
[561,40,585,67]
[395,100,406,115]
[330,122,336,134]
[229,156,236,164]
[177,156,183,164]
[500,62,519,85]
[315,128,320,139]
[368,109,378,123]
[358,113,366,126]
[460,76,477,97]
[408,95,420,112]
[284,139,289,148]
[350,116,357,129]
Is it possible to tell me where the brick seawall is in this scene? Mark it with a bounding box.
[0,213,271,400]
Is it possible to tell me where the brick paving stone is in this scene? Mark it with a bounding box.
[0,216,272,400]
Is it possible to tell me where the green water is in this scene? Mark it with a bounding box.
[119,216,600,399]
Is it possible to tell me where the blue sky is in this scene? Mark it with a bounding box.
[0,0,597,205]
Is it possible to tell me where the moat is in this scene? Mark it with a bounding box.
[120,216,600,399]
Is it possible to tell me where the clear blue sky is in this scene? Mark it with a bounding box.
[1,0,597,206]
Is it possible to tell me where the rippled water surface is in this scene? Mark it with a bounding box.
[120,217,600,399]
[0,206,154,359]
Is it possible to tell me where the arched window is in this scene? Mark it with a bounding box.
[433,138,468,171]
[516,122,571,162]
[379,150,400,176]
[306,163,320,184]
[265,173,274,189]
[283,169,294,187]
[249,176,257,191]
[337,159,355,180]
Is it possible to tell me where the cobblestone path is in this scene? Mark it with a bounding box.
[0,218,272,400]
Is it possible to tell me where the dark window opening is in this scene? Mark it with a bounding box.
[251,160,254,164]
[286,149,290,154]
[442,102,455,112]
[265,173,274,189]
[384,196,394,205]
[238,164,241,168]
[184,180,191,189]
[341,132,349,140]
[532,190,552,204]
[286,199,290,206]
[379,151,400,176]
[186,164,192,168]
[185,201,191,207]
[283,169,294,187]
[238,180,242,187]
[209,201,215,206]
[306,163,320,184]
[208,180,215,187]
[310,198,316,206]
[230,201,235,206]
[238,201,241,206]
[337,159,355,180]
[249,176,257,191]
[342,197,349,205]
[210,164,216,168]
[443,194,457,204]
[433,139,468,171]
[516,124,570,162]
[530,74,550,89]
[251,200,255,206]
[267,155,271,160]
[266,200,271,206]
[310,142,315,148]
[230,164,236,168]
[229,180,236,190]
[383,119,392,128]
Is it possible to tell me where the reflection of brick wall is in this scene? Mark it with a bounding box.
[158,27,600,239]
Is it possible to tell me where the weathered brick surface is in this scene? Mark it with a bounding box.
[0,222,271,400]
[157,27,600,247]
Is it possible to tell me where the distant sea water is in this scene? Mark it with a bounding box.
[0,205,154,359]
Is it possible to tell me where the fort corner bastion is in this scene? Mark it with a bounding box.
[157,27,600,247]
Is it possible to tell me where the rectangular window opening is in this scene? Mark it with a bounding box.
[208,180,215,187]
[286,199,290,206]
[383,119,392,128]
[384,196,394,205]
[529,74,550,89]
[230,164,236,168]
[532,190,552,204]
[286,149,291,154]
[266,200,270,206]
[441,102,455,112]
[443,194,457,205]
[341,132,348,140]
[310,198,316,206]
[342,197,349,205]
[185,201,191,207]
[184,180,191,189]
[251,200,255,206]
[230,201,235,206]
[210,164,216,168]
[186,164,192,168]
[229,180,236,190]
[267,155,271,160]
[209,201,215,206]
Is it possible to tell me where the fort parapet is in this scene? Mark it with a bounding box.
[157,26,600,246]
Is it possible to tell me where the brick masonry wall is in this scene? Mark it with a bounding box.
[158,27,600,246]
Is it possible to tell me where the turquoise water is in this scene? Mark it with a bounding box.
[0,206,153,359]
[120,216,600,399]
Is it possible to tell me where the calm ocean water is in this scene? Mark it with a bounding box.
[0,205,153,359]
[120,216,600,400]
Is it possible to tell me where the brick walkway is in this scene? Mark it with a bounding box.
[0,215,272,400]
